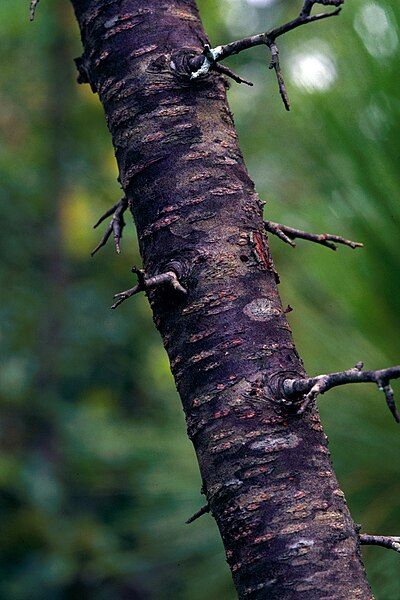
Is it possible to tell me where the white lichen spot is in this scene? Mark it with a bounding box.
[243,298,281,322]
[289,539,315,550]
[250,433,299,452]
[104,15,119,28]
[225,477,243,488]
[190,46,224,79]
[190,57,212,79]
[210,46,223,61]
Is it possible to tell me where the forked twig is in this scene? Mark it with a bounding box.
[188,0,344,109]
[264,220,363,251]
[92,198,128,257]
[283,362,400,422]
[111,267,187,309]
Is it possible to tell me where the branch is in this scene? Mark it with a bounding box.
[264,220,363,251]
[91,198,128,257]
[188,0,344,109]
[267,41,290,111]
[360,534,400,554]
[29,0,40,21]
[111,267,187,309]
[185,504,210,525]
[213,64,253,87]
[283,362,400,422]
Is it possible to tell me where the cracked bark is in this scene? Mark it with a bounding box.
[68,1,372,598]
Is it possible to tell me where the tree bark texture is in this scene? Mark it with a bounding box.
[69,1,372,598]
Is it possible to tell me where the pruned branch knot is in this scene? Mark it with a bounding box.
[171,45,254,88]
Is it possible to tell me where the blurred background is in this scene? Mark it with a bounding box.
[0,0,399,597]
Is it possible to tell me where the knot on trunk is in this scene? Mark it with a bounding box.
[170,48,211,82]
[267,370,307,411]
[74,54,97,93]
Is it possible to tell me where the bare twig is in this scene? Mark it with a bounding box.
[213,64,253,87]
[186,504,210,524]
[264,220,363,251]
[188,0,344,108]
[283,362,400,422]
[267,41,291,111]
[360,534,400,554]
[29,0,40,21]
[111,267,187,309]
[91,198,128,257]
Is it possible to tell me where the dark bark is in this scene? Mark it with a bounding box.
[68,1,372,598]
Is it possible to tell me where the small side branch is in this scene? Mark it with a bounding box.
[188,0,344,109]
[213,64,253,87]
[360,534,400,554]
[267,41,290,111]
[185,504,210,524]
[111,267,187,309]
[91,198,128,257]
[283,362,400,422]
[29,0,40,21]
[264,220,363,251]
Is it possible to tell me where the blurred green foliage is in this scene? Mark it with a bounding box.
[0,0,399,598]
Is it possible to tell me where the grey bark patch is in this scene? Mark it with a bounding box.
[105,15,119,28]
[243,298,281,322]
[250,433,299,452]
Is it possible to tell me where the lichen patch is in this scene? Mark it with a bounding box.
[250,433,299,452]
[243,298,281,322]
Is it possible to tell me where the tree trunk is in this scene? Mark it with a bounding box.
[69,1,372,597]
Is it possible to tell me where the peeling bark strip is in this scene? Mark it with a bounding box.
[69,1,373,598]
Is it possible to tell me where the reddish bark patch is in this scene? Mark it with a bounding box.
[252,231,269,268]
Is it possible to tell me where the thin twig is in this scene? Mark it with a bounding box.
[213,64,253,87]
[186,504,210,524]
[267,41,291,111]
[91,198,128,256]
[188,0,344,109]
[283,362,400,422]
[29,0,40,21]
[111,268,187,309]
[301,0,344,18]
[264,220,363,251]
[360,534,400,554]
[219,2,343,59]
